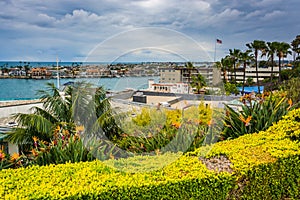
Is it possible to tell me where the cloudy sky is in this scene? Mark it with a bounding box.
[0,0,299,62]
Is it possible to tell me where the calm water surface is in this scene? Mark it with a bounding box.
[0,77,158,101]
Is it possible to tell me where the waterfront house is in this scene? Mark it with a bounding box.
[8,68,26,76]
[29,67,52,79]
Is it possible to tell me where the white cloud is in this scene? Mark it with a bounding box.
[263,10,284,21]
[0,0,299,61]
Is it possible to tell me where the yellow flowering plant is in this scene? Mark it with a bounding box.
[222,92,297,140]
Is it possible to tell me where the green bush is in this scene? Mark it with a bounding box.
[1,108,300,199]
[224,82,239,95]
[236,156,300,199]
[281,77,300,104]
[0,154,235,200]
[114,104,213,154]
[222,92,296,140]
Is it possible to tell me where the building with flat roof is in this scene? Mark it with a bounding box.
[158,65,220,86]
[148,79,189,93]
[224,66,280,83]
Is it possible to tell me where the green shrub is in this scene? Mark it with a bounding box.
[1,108,300,199]
[280,77,300,106]
[224,82,239,95]
[0,154,235,200]
[114,104,213,154]
[222,92,296,140]
[235,156,300,199]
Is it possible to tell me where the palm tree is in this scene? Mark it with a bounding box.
[221,55,233,82]
[291,35,300,61]
[239,50,254,95]
[24,62,31,77]
[7,82,117,151]
[214,61,226,83]
[246,40,267,94]
[184,62,196,93]
[274,42,292,82]
[263,42,278,83]
[190,74,207,94]
[229,48,241,83]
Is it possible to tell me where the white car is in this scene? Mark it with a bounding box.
[160,102,171,107]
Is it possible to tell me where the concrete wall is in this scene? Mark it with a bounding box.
[8,143,19,155]
[138,90,236,101]
[0,103,43,118]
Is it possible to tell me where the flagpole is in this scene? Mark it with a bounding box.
[56,57,60,89]
[214,38,217,62]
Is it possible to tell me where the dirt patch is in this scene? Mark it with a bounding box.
[199,155,233,173]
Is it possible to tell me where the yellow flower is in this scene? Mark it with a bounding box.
[10,153,20,162]
[39,148,46,153]
[172,122,181,129]
[32,136,38,142]
[239,115,252,126]
[155,149,161,155]
[31,149,39,157]
[207,120,212,126]
[54,125,61,133]
[287,99,293,110]
[75,125,84,133]
[0,150,5,161]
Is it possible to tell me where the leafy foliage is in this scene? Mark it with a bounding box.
[224,82,239,95]
[280,77,300,104]
[114,103,214,154]
[2,108,300,199]
[222,92,296,140]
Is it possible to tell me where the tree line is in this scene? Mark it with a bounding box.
[215,35,300,94]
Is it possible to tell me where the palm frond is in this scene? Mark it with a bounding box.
[6,128,32,144]
[37,82,70,122]
[31,106,58,124]
[12,113,54,139]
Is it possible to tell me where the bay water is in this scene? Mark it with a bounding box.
[0,77,158,101]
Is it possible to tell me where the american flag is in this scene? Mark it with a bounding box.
[216,39,222,44]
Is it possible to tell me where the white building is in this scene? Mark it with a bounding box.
[225,66,280,82]
[148,79,190,94]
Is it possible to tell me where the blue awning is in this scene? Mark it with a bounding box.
[63,81,75,86]
[238,86,264,93]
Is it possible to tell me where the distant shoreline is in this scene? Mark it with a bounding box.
[0,74,158,80]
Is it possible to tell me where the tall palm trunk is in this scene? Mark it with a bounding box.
[278,55,282,83]
[233,63,236,83]
[223,69,227,83]
[255,50,261,94]
[242,62,246,95]
[270,55,274,82]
